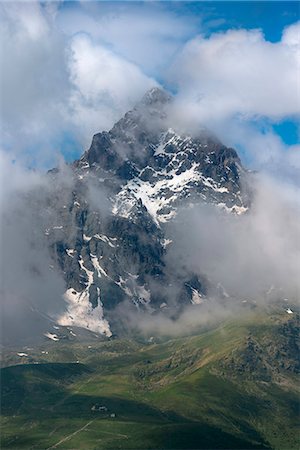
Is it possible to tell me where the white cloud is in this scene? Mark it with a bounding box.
[166,23,300,175]
[58,2,197,74]
[230,126,300,174]
[0,1,164,165]
[0,1,298,172]
[169,22,300,122]
[67,33,157,144]
[0,151,66,344]
[167,174,300,301]
[0,1,70,165]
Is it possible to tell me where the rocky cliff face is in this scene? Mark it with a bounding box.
[43,88,250,337]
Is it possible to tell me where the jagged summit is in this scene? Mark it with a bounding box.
[40,88,250,338]
[78,87,172,170]
[79,88,244,184]
[140,86,172,106]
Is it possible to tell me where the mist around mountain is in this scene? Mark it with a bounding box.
[1,88,299,346]
[1,2,299,448]
[1,87,299,450]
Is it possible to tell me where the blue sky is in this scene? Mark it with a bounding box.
[186,1,299,41]
[0,1,299,171]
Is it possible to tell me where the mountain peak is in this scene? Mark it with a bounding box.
[140,86,172,106]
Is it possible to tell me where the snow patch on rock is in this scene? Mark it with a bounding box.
[58,287,112,337]
[44,332,59,341]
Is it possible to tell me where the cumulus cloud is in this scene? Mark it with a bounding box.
[165,22,300,174]
[0,1,158,166]
[59,2,197,74]
[0,1,298,171]
[229,127,300,183]
[68,33,157,143]
[169,23,300,122]
[0,1,71,165]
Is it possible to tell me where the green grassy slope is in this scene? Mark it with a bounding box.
[1,309,299,449]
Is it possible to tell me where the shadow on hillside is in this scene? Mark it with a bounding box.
[1,363,271,450]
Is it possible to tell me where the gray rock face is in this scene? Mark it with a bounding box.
[43,88,250,336]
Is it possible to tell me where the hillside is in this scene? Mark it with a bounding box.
[1,307,299,450]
